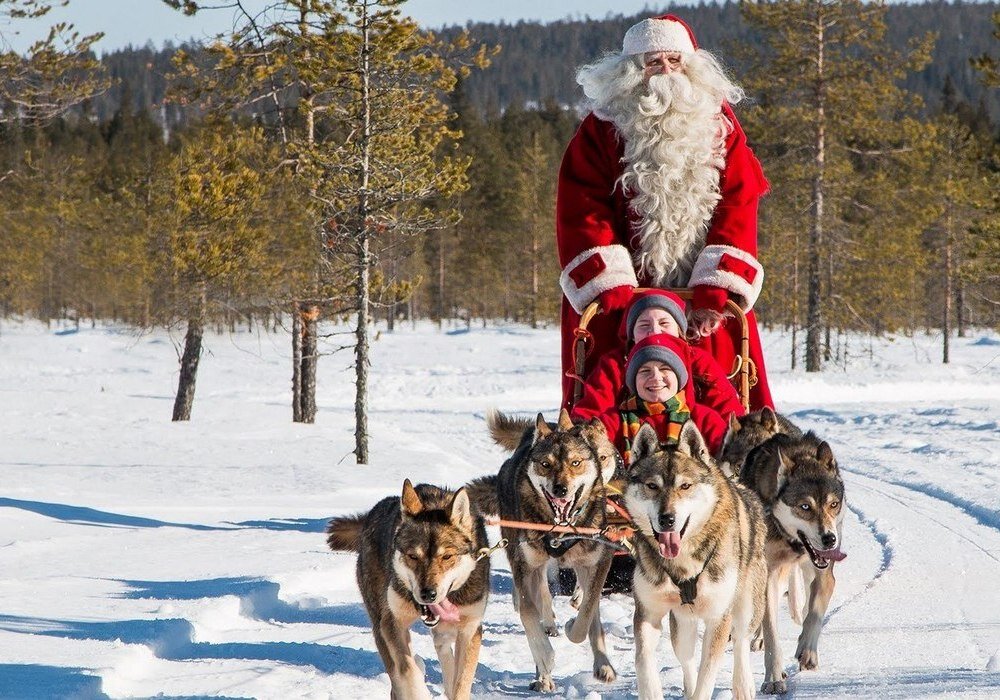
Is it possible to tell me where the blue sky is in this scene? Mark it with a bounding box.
[1,0,663,54]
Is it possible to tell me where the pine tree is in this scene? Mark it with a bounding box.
[150,123,274,421]
[972,10,1000,87]
[740,0,933,370]
[0,0,108,124]
[166,0,491,460]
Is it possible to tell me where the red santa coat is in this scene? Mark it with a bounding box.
[557,105,774,411]
[570,345,741,457]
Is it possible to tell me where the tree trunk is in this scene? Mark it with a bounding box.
[292,302,302,422]
[805,10,826,373]
[437,228,446,328]
[354,2,373,464]
[172,289,206,422]
[956,274,966,338]
[529,131,541,330]
[943,203,953,364]
[299,304,319,422]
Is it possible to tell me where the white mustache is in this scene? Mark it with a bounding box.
[637,72,702,117]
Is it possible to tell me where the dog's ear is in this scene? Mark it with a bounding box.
[449,487,474,533]
[630,423,660,465]
[746,441,786,502]
[760,406,778,432]
[401,479,423,518]
[677,421,711,464]
[584,418,618,482]
[816,441,837,471]
[728,413,742,434]
[774,448,792,494]
[557,408,574,431]
[533,413,551,443]
[720,412,740,457]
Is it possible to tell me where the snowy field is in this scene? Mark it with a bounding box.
[1,317,998,699]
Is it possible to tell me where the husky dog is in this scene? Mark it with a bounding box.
[740,432,847,694]
[327,480,490,700]
[625,422,767,700]
[719,406,803,478]
[470,409,619,692]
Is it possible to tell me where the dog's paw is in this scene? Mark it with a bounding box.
[750,636,764,652]
[593,662,617,683]
[543,621,560,637]
[798,648,819,670]
[529,677,556,693]
[569,586,583,610]
[760,679,788,695]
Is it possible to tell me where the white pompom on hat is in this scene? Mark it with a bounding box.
[622,14,698,57]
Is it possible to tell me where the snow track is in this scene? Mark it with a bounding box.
[1,323,999,698]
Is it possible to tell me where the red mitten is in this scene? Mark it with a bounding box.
[598,285,635,312]
[686,285,727,341]
[692,285,728,313]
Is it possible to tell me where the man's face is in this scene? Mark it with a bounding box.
[643,51,683,81]
[633,308,681,342]
[636,361,679,403]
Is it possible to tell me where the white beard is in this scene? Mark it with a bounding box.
[577,51,744,286]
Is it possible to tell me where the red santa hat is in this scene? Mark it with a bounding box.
[622,14,698,57]
[625,333,690,396]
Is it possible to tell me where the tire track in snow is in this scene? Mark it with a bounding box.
[832,468,1000,668]
[843,466,1000,566]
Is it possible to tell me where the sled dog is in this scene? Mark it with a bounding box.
[469,409,618,692]
[719,406,803,478]
[625,421,767,700]
[739,431,847,694]
[326,479,490,700]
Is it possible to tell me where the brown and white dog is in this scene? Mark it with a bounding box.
[327,480,490,700]
[626,421,767,700]
[739,431,847,694]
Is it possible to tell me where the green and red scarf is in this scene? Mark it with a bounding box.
[619,391,690,465]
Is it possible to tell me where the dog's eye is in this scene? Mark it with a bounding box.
[799,503,811,511]
[645,481,659,491]
[539,461,550,470]
[829,500,840,509]
[571,460,580,467]
[406,552,420,561]
[680,483,692,490]
[440,553,453,561]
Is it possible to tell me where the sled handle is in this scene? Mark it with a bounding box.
[573,288,752,413]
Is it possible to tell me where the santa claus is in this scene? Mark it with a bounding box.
[557,13,773,411]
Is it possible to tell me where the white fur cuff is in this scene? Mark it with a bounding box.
[689,245,764,312]
[560,245,638,314]
[622,18,696,56]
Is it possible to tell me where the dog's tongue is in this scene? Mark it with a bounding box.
[816,546,847,562]
[427,598,461,624]
[550,497,570,518]
[657,531,681,559]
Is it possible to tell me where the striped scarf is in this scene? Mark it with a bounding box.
[619,392,690,465]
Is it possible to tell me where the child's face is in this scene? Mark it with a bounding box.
[636,361,679,403]
[633,308,681,342]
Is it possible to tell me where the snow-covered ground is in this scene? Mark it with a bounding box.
[1,318,998,699]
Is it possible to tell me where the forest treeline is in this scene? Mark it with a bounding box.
[1,0,998,456]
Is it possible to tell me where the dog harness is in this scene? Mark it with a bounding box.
[663,540,718,605]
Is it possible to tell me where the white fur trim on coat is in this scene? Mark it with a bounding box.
[622,18,696,57]
[688,244,764,312]
[560,245,638,314]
